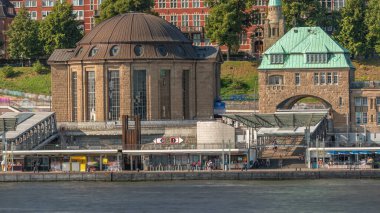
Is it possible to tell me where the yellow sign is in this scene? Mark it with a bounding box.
[102,158,108,164]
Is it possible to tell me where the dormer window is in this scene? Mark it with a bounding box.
[89,46,98,57]
[270,54,284,64]
[306,53,328,64]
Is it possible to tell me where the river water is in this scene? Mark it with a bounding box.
[0,179,379,212]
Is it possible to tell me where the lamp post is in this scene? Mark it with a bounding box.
[0,118,17,172]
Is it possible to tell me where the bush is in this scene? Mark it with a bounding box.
[1,65,17,78]
[32,60,49,74]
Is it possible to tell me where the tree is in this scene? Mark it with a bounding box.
[205,0,254,61]
[282,0,328,29]
[335,0,368,58]
[97,0,155,23]
[6,7,41,61]
[365,0,380,56]
[39,1,82,55]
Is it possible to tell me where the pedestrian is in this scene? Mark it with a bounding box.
[36,160,40,173]
[191,162,196,171]
[33,161,37,173]
[242,160,248,171]
[1,159,5,172]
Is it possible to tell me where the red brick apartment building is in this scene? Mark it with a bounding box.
[8,0,269,55]
[153,0,268,55]
[10,0,101,32]
[4,0,345,56]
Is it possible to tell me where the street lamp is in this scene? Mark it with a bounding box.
[0,118,17,172]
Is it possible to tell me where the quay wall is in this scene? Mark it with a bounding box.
[1,170,380,182]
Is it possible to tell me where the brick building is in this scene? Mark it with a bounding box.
[153,0,268,55]
[0,0,15,58]
[48,13,222,122]
[6,0,347,58]
[10,0,100,32]
[8,0,269,56]
[258,25,380,142]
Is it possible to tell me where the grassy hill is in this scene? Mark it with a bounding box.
[0,67,51,95]
[353,59,380,81]
[221,61,259,100]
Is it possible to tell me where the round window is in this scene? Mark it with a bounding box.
[75,47,83,57]
[176,45,186,56]
[157,45,168,56]
[110,45,120,56]
[134,45,143,56]
[89,46,98,57]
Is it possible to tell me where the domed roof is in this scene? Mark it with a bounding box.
[70,12,198,61]
[78,13,192,45]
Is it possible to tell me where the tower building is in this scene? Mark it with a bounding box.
[263,0,285,51]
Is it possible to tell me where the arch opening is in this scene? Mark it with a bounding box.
[277,95,332,111]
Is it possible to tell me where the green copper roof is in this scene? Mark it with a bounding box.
[268,0,282,6]
[259,27,355,70]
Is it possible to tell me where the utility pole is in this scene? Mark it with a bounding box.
[346,113,349,145]
[222,139,225,171]
[228,140,231,171]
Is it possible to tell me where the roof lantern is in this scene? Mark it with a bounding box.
[268,0,282,7]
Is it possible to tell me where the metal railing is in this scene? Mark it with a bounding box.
[35,143,248,151]
[58,120,197,131]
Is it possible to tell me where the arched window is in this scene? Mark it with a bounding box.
[134,45,143,56]
[110,45,120,56]
[89,46,98,57]
[268,75,284,85]
[157,45,168,56]
[254,28,263,38]
[75,47,83,57]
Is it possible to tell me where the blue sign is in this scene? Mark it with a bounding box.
[214,101,226,115]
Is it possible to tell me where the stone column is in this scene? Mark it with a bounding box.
[171,63,184,119]
[148,64,160,120]
[120,64,131,117]
[95,65,106,121]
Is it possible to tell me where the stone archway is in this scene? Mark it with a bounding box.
[276,95,332,110]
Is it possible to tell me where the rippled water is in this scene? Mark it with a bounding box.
[0,180,379,212]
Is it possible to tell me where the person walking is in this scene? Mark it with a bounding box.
[242,160,248,171]
[33,161,37,173]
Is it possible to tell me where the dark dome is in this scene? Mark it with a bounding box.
[71,13,197,61]
[79,13,192,45]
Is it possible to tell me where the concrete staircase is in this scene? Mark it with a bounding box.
[259,136,305,159]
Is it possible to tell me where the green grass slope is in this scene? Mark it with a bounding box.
[0,67,51,95]
[221,61,259,99]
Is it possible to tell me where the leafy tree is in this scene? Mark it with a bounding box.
[32,60,49,75]
[39,1,82,55]
[6,7,41,61]
[97,0,155,23]
[365,0,380,56]
[282,0,327,29]
[335,0,368,58]
[205,0,254,61]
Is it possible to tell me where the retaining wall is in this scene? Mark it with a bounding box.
[1,170,380,182]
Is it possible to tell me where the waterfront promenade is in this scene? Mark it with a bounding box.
[1,169,380,182]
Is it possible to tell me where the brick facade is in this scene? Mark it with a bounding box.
[350,88,380,133]
[258,69,351,131]
[51,60,220,122]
